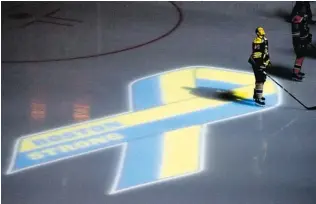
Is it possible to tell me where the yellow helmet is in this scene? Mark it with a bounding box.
[255,27,265,38]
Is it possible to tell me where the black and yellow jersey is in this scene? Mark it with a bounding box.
[250,36,269,65]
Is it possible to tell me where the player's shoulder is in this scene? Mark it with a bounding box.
[292,15,303,23]
[253,37,263,44]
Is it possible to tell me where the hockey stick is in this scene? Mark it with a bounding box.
[263,71,316,110]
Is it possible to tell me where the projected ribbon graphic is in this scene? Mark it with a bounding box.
[6,66,280,195]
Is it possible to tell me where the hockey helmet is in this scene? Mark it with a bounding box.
[256,27,265,38]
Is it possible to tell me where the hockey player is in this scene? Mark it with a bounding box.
[248,27,271,106]
[291,4,312,81]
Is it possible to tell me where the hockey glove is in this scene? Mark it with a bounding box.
[263,59,271,68]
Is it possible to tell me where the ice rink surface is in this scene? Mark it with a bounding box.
[2,2,316,204]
